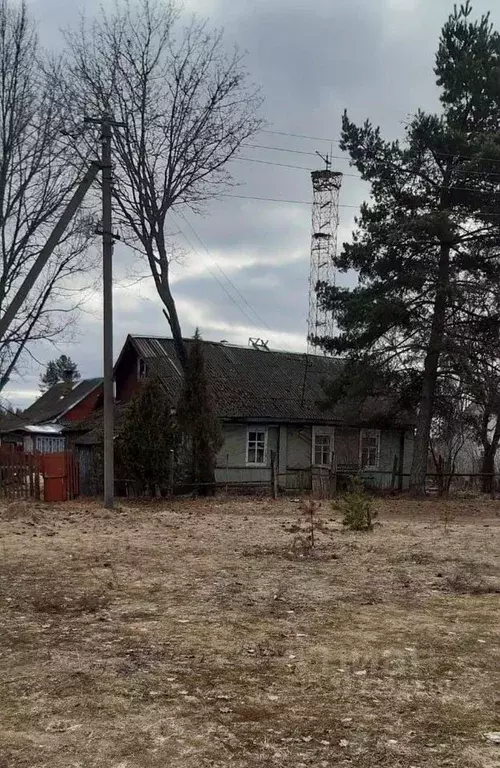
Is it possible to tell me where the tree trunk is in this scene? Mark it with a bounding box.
[480,414,500,493]
[410,243,450,496]
[481,447,495,493]
[161,289,188,371]
[148,239,188,371]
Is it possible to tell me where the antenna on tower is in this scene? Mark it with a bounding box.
[307,162,343,354]
[315,150,331,170]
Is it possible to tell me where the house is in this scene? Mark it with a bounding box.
[113,335,415,491]
[0,378,103,453]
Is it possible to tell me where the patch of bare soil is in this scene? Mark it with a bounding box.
[0,496,499,767]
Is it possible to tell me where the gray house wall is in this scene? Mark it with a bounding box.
[360,429,413,490]
[214,422,414,491]
[285,425,313,490]
[215,423,278,486]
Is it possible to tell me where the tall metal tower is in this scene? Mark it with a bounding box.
[307,158,342,353]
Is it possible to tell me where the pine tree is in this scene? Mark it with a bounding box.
[117,375,175,496]
[176,330,222,495]
[40,355,81,391]
[317,2,500,495]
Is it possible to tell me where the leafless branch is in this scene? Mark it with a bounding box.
[0,0,96,392]
[61,0,264,366]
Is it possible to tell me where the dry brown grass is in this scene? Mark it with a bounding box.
[1,495,500,767]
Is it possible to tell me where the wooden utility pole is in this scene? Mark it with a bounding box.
[85,114,123,509]
[101,116,114,510]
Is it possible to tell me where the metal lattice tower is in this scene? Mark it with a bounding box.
[307,165,342,353]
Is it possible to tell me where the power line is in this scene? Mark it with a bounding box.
[221,193,359,208]
[222,192,500,219]
[244,142,500,180]
[119,235,258,327]
[244,142,319,157]
[169,211,269,331]
[259,128,500,167]
[120,234,268,330]
[231,159,500,200]
[260,129,335,143]
[237,150,500,190]
[175,211,272,331]
[233,154,361,179]
[235,155,313,171]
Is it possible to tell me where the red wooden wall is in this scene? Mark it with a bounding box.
[64,384,103,422]
[115,345,140,402]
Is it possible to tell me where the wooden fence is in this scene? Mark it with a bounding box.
[0,448,80,501]
[0,447,43,499]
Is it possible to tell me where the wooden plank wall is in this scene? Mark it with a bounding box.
[0,447,42,500]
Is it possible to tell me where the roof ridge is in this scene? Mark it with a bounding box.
[128,334,343,360]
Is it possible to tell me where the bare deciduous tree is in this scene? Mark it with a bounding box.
[0,0,95,393]
[62,0,263,367]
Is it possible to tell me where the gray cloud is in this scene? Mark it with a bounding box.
[7,0,500,407]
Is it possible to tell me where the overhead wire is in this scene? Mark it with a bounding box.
[259,126,500,168]
[233,155,361,179]
[175,211,272,332]
[260,129,335,143]
[118,126,500,356]
[119,231,263,329]
[243,142,319,157]
[174,213,271,330]
[235,154,500,193]
[122,232,263,331]
[120,216,305,352]
[243,142,500,180]
[221,193,358,208]
[169,210,271,332]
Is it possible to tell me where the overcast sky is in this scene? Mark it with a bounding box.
[6,0,500,408]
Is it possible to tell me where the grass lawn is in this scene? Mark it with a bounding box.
[0,496,499,767]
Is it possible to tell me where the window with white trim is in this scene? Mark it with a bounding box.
[246,427,267,465]
[35,436,65,454]
[360,429,380,469]
[312,426,333,467]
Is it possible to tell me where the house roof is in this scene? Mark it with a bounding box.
[19,423,64,435]
[0,406,27,433]
[64,402,129,445]
[5,378,103,429]
[120,335,414,427]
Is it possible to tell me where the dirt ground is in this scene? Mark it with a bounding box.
[0,495,499,768]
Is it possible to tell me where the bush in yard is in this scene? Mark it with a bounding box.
[335,476,377,532]
[176,330,223,496]
[117,375,176,496]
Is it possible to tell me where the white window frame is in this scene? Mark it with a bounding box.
[35,435,66,454]
[360,429,380,470]
[246,426,268,466]
[312,426,334,467]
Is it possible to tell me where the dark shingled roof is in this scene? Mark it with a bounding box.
[119,336,414,427]
[64,403,129,445]
[0,407,27,433]
[7,378,103,428]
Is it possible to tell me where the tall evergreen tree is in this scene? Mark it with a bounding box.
[317,2,500,494]
[40,355,81,391]
[117,376,175,496]
[176,330,222,495]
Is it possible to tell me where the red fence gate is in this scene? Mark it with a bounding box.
[42,452,79,502]
[0,448,79,501]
